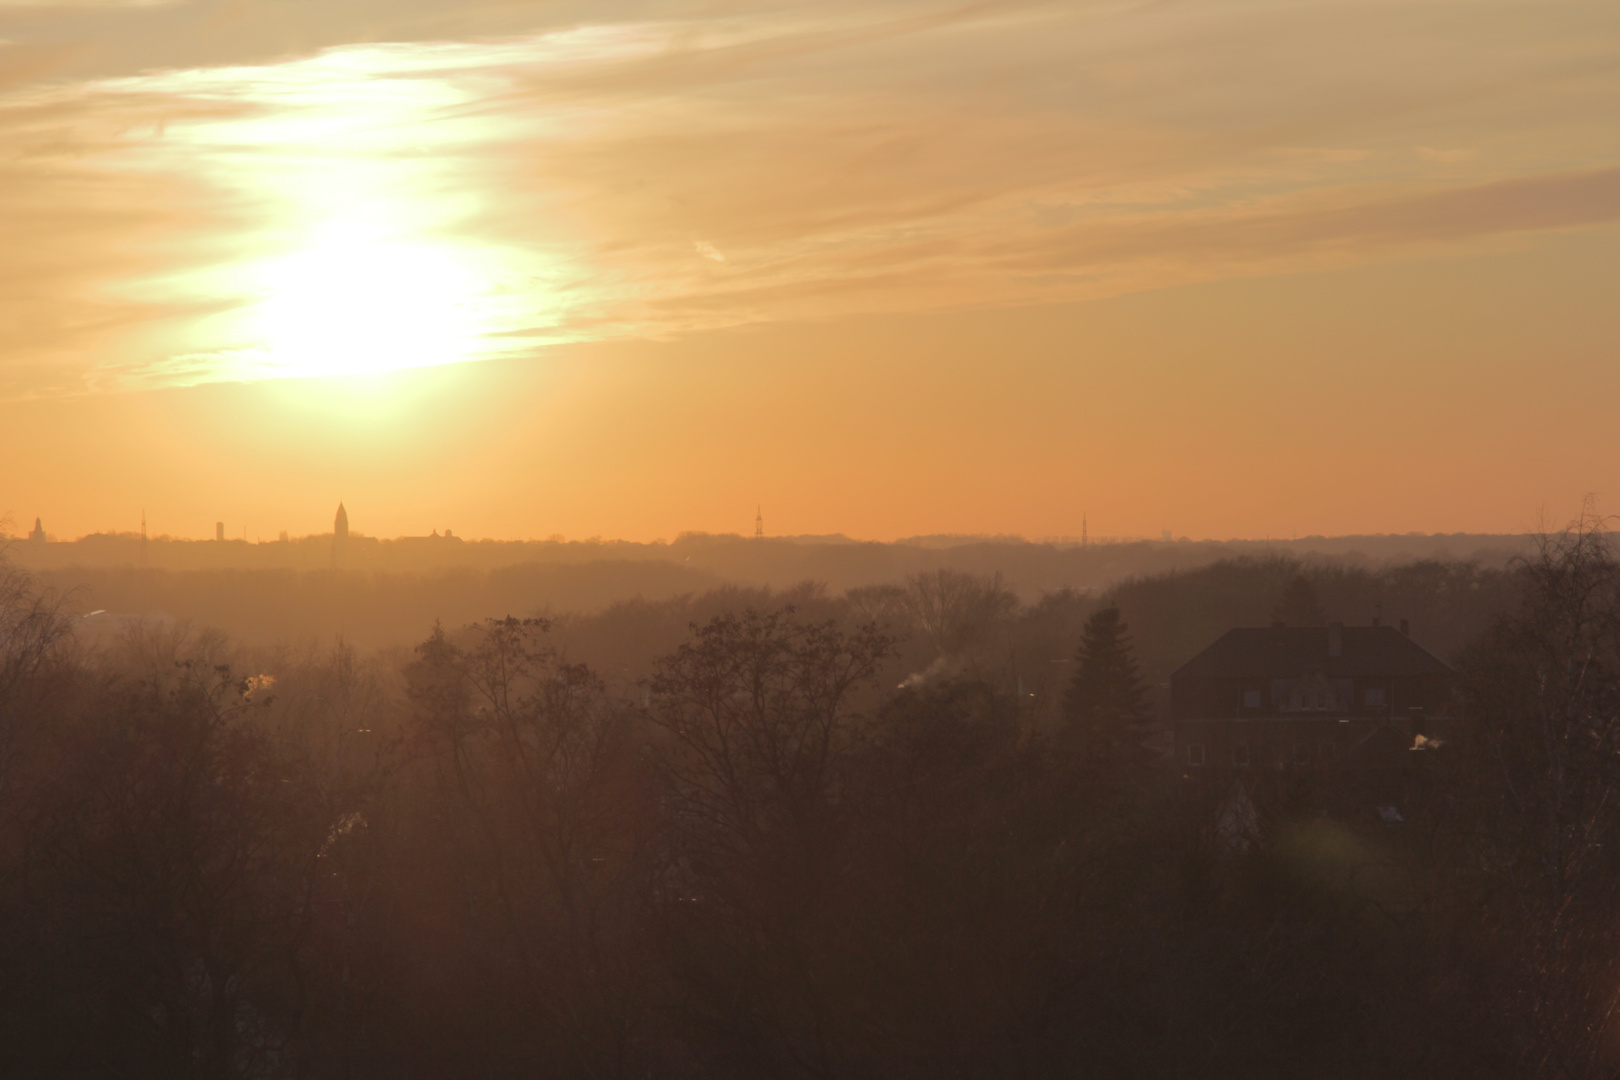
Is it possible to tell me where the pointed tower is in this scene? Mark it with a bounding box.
[28,517,45,545]
[755,505,763,540]
[332,502,350,568]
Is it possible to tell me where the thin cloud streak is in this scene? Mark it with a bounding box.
[0,0,1615,395]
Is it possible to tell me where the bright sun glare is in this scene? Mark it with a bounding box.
[250,228,479,379]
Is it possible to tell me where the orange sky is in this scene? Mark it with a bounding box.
[2,0,1617,542]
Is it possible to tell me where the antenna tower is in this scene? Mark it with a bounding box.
[755,505,763,540]
[1082,512,1087,547]
[141,509,147,564]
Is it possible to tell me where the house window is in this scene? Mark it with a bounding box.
[1186,743,1205,767]
[1232,744,1250,767]
[1364,687,1387,708]
[1320,742,1338,761]
[1274,677,1354,713]
[1243,690,1263,709]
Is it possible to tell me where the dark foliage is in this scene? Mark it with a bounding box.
[2,524,1614,1079]
[1272,574,1328,626]
[1062,605,1151,766]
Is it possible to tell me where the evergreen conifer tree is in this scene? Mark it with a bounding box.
[1063,605,1151,763]
[1272,574,1327,626]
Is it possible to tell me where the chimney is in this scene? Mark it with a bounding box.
[1328,622,1343,657]
[1399,618,1410,637]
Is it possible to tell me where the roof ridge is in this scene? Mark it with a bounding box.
[1171,624,1454,680]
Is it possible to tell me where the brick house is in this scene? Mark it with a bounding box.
[1171,622,1454,774]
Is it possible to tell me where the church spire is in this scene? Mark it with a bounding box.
[332,502,350,568]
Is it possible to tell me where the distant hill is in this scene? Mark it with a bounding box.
[6,530,1535,649]
[7,529,1532,583]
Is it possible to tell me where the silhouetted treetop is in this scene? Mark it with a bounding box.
[1063,605,1151,764]
[1272,573,1328,626]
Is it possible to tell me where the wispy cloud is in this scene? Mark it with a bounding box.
[0,0,1615,395]
[0,0,179,7]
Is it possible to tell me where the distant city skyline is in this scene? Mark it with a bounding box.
[3,504,1550,549]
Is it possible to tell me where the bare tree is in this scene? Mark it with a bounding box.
[646,607,892,1078]
[1450,505,1620,1077]
[404,617,654,1076]
[903,570,1017,659]
[0,559,72,790]
[17,660,329,1079]
[648,607,891,868]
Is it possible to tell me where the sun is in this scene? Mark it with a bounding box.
[250,227,480,379]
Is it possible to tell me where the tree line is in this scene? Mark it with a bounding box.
[1,518,1617,1078]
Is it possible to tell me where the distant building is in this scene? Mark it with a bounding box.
[28,517,46,545]
[1171,622,1454,773]
[215,522,225,542]
[332,503,349,567]
[396,528,463,549]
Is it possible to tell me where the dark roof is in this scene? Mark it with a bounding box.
[1172,626,1453,680]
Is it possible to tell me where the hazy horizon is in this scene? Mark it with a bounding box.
[3,513,1553,547]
